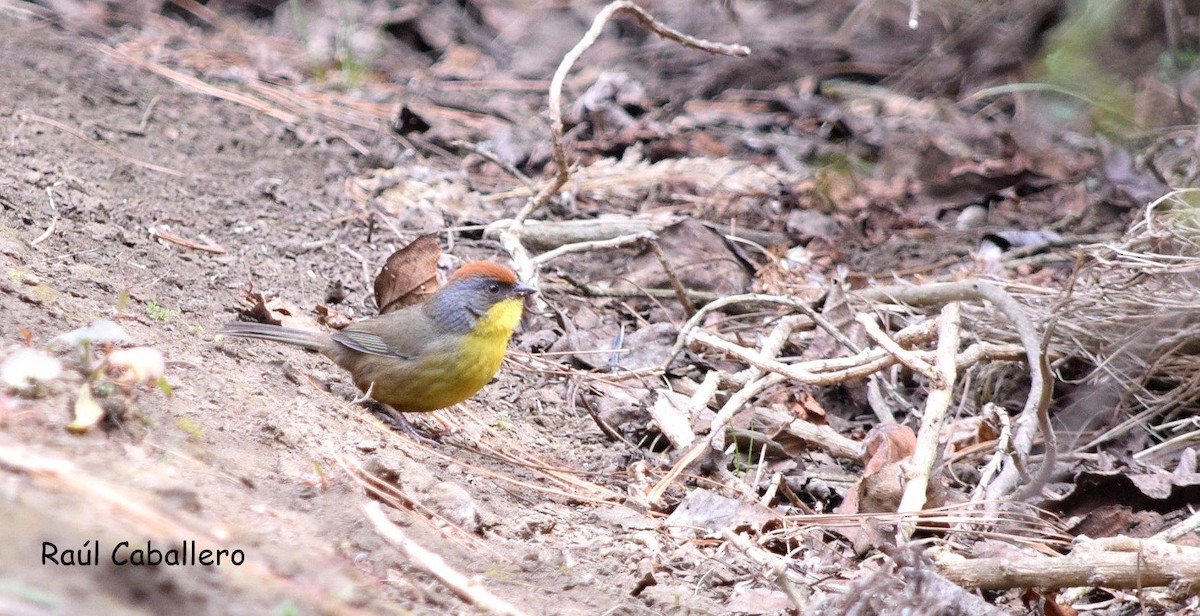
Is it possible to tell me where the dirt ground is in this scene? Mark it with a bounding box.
[0,12,671,616]
[4,1,1200,615]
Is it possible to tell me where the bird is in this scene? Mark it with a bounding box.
[219,261,535,428]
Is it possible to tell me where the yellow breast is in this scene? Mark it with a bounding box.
[426,297,523,409]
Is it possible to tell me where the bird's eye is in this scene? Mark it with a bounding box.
[488,283,500,295]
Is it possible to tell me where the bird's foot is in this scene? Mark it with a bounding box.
[369,403,440,445]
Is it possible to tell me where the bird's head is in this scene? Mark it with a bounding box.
[428,262,536,336]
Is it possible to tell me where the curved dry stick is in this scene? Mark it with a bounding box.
[645,316,800,503]
[512,0,750,227]
[857,281,1054,501]
[495,1,750,286]
[662,293,823,373]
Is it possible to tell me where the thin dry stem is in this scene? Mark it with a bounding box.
[496,1,749,288]
[363,502,530,616]
[647,238,698,317]
[897,302,961,539]
[512,0,749,227]
[17,112,186,177]
[722,529,809,611]
[857,312,943,385]
[528,230,656,267]
[970,403,1013,503]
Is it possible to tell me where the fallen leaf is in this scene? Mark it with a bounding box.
[315,304,354,330]
[548,305,619,370]
[240,289,321,330]
[836,424,940,521]
[1022,589,1078,616]
[1053,470,1200,517]
[862,423,917,476]
[375,233,441,314]
[664,488,779,533]
[616,322,678,371]
[791,389,828,423]
[622,218,752,297]
[67,384,104,434]
[1070,505,1163,539]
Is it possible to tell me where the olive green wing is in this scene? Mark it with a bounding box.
[327,306,440,360]
[328,329,411,359]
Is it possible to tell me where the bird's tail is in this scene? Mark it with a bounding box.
[218,322,327,352]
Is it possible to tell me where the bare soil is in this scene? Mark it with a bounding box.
[0,14,659,616]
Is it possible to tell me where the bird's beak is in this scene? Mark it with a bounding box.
[511,282,537,298]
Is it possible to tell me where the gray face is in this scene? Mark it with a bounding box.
[425,276,533,334]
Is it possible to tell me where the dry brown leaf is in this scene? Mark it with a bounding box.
[240,289,321,331]
[1021,589,1077,616]
[375,233,441,314]
[835,424,921,521]
[790,389,828,424]
[315,304,354,330]
[622,218,751,296]
[861,423,917,477]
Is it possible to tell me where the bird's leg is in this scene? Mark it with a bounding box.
[381,406,440,444]
[351,382,439,443]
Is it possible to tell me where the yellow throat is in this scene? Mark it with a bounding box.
[471,298,524,343]
[461,297,525,378]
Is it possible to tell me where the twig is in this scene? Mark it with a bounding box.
[1154,506,1200,543]
[897,302,960,540]
[17,112,186,177]
[664,294,815,372]
[451,139,534,188]
[665,292,917,424]
[689,318,942,387]
[856,312,943,385]
[30,185,60,246]
[572,380,630,445]
[969,403,1012,503]
[493,1,749,287]
[150,226,227,254]
[722,529,809,612]
[101,45,298,124]
[529,230,656,267]
[486,215,784,252]
[646,238,697,317]
[646,317,802,502]
[548,281,723,306]
[753,406,863,460]
[646,373,785,504]
[685,370,722,423]
[930,537,1200,592]
[512,0,749,227]
[691,332,824,384]
[858,281,1054,501]
[362,502,530,616]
